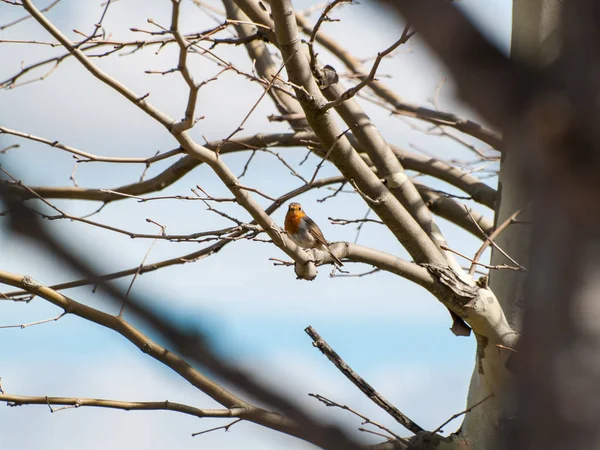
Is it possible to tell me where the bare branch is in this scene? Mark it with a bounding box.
[294,12,502,149]
[307,0,352,76]
[463,206,527,271]
[0,0,59,31]
[310,393,405,441]
[271,0,448,266]
[416,184,493,237]
[305,326,424,434]
[192,418,243,437]
[321,32,410,112]
[0,394,239,419]
[390,144,497,209]
[330,267,381,278]
[469,205,529,276]
[20,0,174,127]
[430,394,493,435]
[170,0,202,133]
[440,245,523,272]
[0,125,184,163]
[0,311,66,329]
[0,193,365,450]
[329,217,383,226]
[224,0,309,131]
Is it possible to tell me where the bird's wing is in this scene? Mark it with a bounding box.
[304,216,329,247]
[305,216,343,266]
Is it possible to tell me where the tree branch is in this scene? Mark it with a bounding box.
[270,0,445,266]
[0,394,239,419]
[223,0,309,131]
[376,0,535,131]
[1,176,491,301]
[391,145,497,209]
[20,0,317,276]
[294,12,503,150]
[305,326,424,435]
[0,190,368,450]
[0,126,184,164]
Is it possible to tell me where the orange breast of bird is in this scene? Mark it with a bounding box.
[284,209,305,235]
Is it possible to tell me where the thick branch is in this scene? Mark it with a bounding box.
[306,326,424,435]
[223,0,308,131]
[0,271,249,408]
[416,184,493,237]
[391,145,497,209]
[270,0,445,266]
[324,81,460,272]
[0,269,339,444]
[4,127,496,217]
[3,132,318,201]
[1,176,491,300]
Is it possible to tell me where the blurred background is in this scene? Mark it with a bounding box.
[0,1,509,448]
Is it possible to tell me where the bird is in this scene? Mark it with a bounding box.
[284,202,343,266]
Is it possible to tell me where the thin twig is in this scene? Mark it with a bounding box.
[317,181,347,203]
[330,268,381,278]
[0,394,238,419]
[321,25,413,111]
[329,217,383,226]
[463,206,528,272]
[215,57,291,154]
[118,220,167,316]
[238,150,257,178]
[440,245,522,271]
[430,394,493,435]
[0,311,66,329]
[192,418,243,437]
[468,205,529,276]
[308,0,352,75]
[309,393,405,441]
[308,128,350,184]
[0,0,60,31]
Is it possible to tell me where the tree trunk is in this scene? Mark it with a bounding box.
[458,2,561,449]
[489,0,562,331]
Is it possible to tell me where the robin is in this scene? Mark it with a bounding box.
[284,202,343,266]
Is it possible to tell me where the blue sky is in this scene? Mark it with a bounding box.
[0,1,511,448]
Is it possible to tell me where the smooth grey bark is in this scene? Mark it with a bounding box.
[512,0,600,449]
[488,0,561,332]
[461,2,562,450]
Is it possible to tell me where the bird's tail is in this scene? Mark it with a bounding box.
[327,248,344,267]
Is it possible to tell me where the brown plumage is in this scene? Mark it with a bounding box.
[284,202,343,266]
